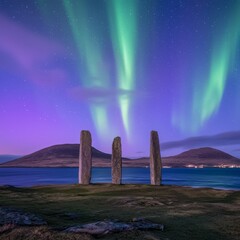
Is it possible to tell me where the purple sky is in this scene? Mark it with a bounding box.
[0,0,240,158]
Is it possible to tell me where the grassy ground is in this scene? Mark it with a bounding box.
[0,184,239,240]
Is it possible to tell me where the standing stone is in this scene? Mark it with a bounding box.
[79,130,92,184]
[150,131,162,185]
[112,137,122,184]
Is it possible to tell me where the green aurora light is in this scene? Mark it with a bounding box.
[108,0,138,138]
[63,0,110,135]
[192,3,240,129]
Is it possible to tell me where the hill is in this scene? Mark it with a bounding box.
[0,145,239,168]
[0,144,148,167]
[0,144,110,167]
[164,147,240,167]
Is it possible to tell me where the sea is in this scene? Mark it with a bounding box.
[0,168,239,190]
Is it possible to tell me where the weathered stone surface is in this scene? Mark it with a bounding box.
[65,219,164,236]
[150,131,162,185]
[111,137,122,184]
[0,207,47,226]
[79,130,92,184]
[0,223,16,234]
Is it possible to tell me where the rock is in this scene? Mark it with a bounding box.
[0,207,47,226]
[0,223,16,234]
[150,131,162,185]
[132,217,146,222]
[65,221,131,235]
[79,130,92,184]
[65,219,164,236]
[111,136,122,184]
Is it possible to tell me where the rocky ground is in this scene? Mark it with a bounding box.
[0,184,239,240]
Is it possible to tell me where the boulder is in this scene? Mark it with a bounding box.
[65,219,164,236]
[0,207,47,226]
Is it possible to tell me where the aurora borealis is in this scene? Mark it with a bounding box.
[192,2,240,131]
[108,0,138,137]
[0,0,240,157]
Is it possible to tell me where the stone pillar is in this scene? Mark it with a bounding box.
[111,136,122,184]
[150,130,162,185]
[79,130,92,184]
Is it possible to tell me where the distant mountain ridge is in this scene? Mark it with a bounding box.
[0,155,22,164]
[0,145,239,168]
[164,147,240,167]
[174,147,235,159]
[0,144,112,167]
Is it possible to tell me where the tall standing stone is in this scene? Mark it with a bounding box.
[150,131,162,185]
[79,130,92,184]
[111,137,122,184]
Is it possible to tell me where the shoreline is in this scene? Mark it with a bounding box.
[1,165,240,168]
[1,183,240,192]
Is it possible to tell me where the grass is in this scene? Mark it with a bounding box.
[0,184,239,240]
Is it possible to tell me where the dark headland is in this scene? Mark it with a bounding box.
[0,144,239,168]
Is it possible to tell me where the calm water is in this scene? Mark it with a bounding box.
[0,168,239,190]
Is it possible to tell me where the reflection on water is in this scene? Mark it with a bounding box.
[0,167,239,190]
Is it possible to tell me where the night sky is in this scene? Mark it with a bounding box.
[1,0,240,158]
